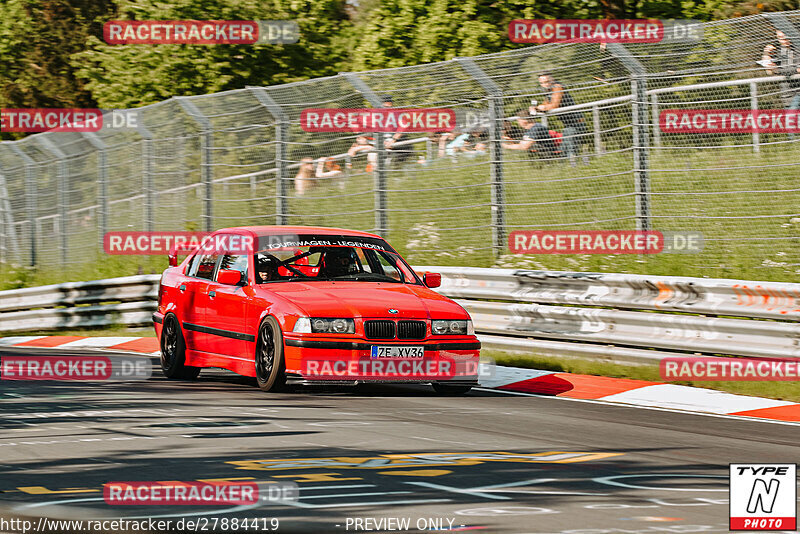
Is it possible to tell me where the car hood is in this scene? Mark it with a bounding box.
[260,282,467,319]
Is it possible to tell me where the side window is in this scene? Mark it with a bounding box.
[194,253,219,280]
[354,248,373,273]
[186,253,202,276]
[218,254,248,281]
[374,252,402,281]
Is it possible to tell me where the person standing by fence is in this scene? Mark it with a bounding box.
[536,73,588,165]
[761,30,800,140]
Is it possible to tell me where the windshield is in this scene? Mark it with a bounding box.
[254,235,420,285]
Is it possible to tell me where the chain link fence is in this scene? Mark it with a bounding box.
[2,12,800,281]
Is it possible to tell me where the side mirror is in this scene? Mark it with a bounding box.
[218,269,244,286]
[168,252,178,267]
[423,272,441,288]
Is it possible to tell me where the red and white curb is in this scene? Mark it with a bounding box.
[483,366,800,423]
[0,335,160,355]
[2,336,799,424]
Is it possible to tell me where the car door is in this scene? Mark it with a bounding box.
[182,251,219,352]
[204,250,251,360]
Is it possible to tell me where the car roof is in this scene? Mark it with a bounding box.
[214,226,384,239]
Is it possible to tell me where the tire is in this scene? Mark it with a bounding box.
[432,383,473,395]
[160,314,201,380]
[255,317,286,392]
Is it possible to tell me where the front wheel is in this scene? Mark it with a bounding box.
[432,383,473,395]
[255,317,286,392]
[160,315,201,380]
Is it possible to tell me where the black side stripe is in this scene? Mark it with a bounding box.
[284,339,480,351]
[183,322,256,342]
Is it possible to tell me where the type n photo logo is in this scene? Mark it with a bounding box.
[730,464,797,531]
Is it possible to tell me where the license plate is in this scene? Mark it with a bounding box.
[371,345,424,359]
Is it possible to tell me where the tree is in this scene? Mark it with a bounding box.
[0,0,114,139]
[71,0,353,108]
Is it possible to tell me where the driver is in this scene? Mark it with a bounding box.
[320,247,358,278]
[256,255,280,283]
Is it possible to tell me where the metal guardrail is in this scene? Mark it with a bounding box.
[417,267,800,321]
[2,269,800,363]
[418,266,800,362]
[0,275,159,333]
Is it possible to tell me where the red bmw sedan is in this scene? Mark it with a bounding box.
[153,226,481,394]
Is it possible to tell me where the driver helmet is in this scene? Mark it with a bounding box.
[322,247,358,277]
[257,255,280,282]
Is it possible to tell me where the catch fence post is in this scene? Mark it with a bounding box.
[37,137,70,264]
[248,86,290,225]
[177,98,214,232]
[9,144,38,266]
[342,72,389,238]
[455,57,506,255]
[81,132,109,252]
[607,43,651,231]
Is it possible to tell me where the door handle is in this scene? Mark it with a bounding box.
[209,290,216,298]
[179,284,186,292]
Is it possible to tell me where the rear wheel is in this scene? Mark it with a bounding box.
[255,317,286,392]
[160,314,201,380]
[432,383,473,395]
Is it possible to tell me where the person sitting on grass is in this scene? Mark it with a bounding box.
[501,109,558,159]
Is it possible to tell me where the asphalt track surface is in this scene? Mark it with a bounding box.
[0,346,798,534]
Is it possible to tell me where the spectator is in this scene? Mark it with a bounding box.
[347,135,376,171]
[761,30,800,139]
[294,157,315,195]
[417,131,446,165]
[502,109,558,159]
[536,73,588,165]
[435,129,471,159]
[502,120,525,141]
[463,127,489,156]
[381,94,414,164]
[316,157,342,178]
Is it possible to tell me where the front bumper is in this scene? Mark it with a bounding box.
[283,336,481,384]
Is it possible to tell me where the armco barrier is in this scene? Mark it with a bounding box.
[417,266,800,321]
[0,275,159,333]
[1,269,800,363]
[418,266,800,362]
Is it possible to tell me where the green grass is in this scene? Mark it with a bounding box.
[3,139,800,288]
[486,349,800,403]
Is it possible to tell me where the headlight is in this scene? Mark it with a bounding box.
[432,319,472,335]
[294,317,355,334]
[293,317,311,333]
